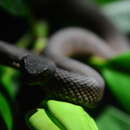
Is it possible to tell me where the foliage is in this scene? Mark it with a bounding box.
[0,0,28,16]
[0,0,130,129]
[91,51,130,112]
[0,92,13,130]
[96,106,130,130]
[28,100,98,130]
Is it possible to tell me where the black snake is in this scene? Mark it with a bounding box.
[0,1,129,107]
[18,26,129,107]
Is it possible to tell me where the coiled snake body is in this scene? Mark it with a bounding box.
[0,28,130,107]
[40,27,129,107]
[0,28,129,107]
[0,2,129,107]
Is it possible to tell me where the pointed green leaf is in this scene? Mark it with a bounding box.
[46,100,98,130]
[102,68,130,112]
[28,100,98,130]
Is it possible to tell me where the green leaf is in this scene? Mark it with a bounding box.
[0,92,13,130]
[90,51,130,71]
[102,68,130,112]
[0,0,29,16]
[90,51,130,112]
[32,21,49,38]
[96,106,130,130]
[29,109,60,130]
[28,100,98,130]
[47,100,98,130]
[0,66,20,100]
[32,21,48,53]
[106,51,130,71]
[102,1,130,33]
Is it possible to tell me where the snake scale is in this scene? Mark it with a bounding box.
[0,1,129,107]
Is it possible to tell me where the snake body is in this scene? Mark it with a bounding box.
[35,1,130,106]
[0,1,129,107]
[41,27,129,107]
[19,0,130,106]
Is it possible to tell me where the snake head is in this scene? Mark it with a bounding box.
[20,54,56,85]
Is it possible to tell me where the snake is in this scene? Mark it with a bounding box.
[41,27,129,107]
[0,1,129,108]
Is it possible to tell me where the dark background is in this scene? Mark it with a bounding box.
[0,8,28,43]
